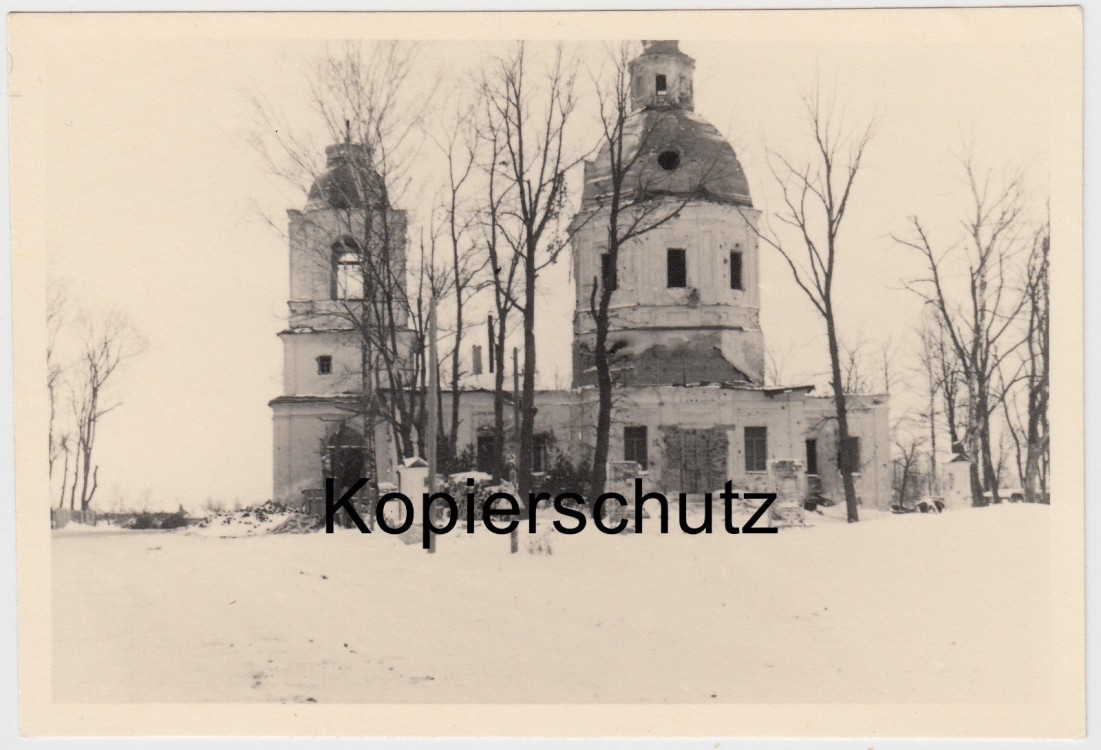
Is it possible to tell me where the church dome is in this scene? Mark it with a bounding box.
[581,107,753,208]
[580,41,752,209]
[307,142,387,210]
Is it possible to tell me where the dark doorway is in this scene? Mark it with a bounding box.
[326,424,365,496]
[663,428,727,494]
[476,433,498,475]
[805,438,818,475]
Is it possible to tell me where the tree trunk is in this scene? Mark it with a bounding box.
[58,448,69,509]
[448,257,463,467]
[492,322,507,482]
[945,387,960,449]
[928,384,938,497]
[79,442,93,511]
[448,358,461,466]
[980,425,999,504]
[589,209,619,497]
[360,338,379,528]
[1023,381,1045,503]
[590,319,612,497]
[826,312,859,523]
[897,457,910,506]
[436,363,445,456]
[977,383,1000,504]
[69,455,78,511]
[965,365,986,506]
[82,465,98,512]
[518,254,537,506]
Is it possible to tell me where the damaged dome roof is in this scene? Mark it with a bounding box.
[581,108,753,209]
[307,142,387,211]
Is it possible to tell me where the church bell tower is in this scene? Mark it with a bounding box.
[270,137,411,504]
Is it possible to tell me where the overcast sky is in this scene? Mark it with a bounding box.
[11,10,1067,510]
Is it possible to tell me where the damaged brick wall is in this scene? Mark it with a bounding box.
[574,331,752,387]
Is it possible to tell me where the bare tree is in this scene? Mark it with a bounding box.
[896,158,1031,506]
[67,311,145,511]
[312,43,434,461]
[252,42,440,507]
[920,309,965,455]
[56,434,73,511]
[833,335,896,399]
[996,219,1049,502]
[47,279,68,497]
[917,316,943,495]
[580,42,726,496]
[404,223,457,458]
[764,344,795,387]
[477,106,523,482]
[1021,221,1050,502]
[839,338,877,397]
[428,99,490,463]
[892,427,926,508]
[482,42,580,501]
[741,84,875,523]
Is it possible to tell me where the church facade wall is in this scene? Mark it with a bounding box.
[270,40,894,512]
[572,201,766,386]
[279,329,362,397]
[804,394,892,510]
[574,386,811,494]
[272,398,399,506]
[272,385,892,511]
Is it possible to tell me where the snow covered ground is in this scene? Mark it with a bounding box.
[51,503,1055,704]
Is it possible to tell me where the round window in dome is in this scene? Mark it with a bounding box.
[657,150,681,171]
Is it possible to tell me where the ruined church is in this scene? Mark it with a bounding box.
[270,40,891,509]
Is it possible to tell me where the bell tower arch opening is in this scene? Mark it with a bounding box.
[629,40,696,111]
[330,237,363,301]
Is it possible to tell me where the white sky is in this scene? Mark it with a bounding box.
[11,10,1064,511]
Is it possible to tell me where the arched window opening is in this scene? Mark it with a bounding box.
[331,238,364,300]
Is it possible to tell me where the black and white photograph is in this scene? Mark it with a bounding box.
[6,5,1087,741]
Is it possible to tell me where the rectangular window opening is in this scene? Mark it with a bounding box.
[745,426,768,473]
[805,439,818,475]
[655,74,667,94]
[533,434,549,474]
[624,426,648,469]
[601,252,618,292]
[842,436,862,474]
[666,248,687,288]
[730,249,743,290]
[317,355,333,375]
